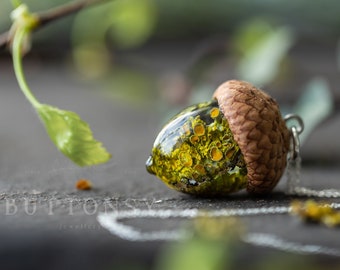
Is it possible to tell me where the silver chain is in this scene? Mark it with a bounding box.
[97,207,290,241]
[284,114,340,198]
[97,205,340,256]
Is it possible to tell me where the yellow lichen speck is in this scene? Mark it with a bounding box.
[290,200,340,227]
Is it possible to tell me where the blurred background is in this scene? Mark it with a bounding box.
[0,0,340,163]
[1,1,340,269]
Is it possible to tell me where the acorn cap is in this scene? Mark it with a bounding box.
[213,80,290,194]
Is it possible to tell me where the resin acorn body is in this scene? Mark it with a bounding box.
[146,80,290,196]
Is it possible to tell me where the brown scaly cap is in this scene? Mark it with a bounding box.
[213,80,290,194]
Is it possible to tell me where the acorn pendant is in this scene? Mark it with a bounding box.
[146,80,290,196]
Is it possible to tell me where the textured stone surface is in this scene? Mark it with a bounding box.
[213,80,291,194]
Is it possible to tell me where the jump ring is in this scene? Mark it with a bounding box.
[284,114,304,135]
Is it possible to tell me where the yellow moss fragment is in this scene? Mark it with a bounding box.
[322,213,340,228]
[290,200,340,228]
[76,179,92,190]
[190,135,200,144]
[179,151,193,167]
[215,141,222,148]
[210,107,220,118]
[210,147,223,161]
[193,123,205,136]
[194,164,206,175]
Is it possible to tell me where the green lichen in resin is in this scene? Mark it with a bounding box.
[146,100,248,196]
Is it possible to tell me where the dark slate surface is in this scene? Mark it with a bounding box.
[0,47,340,269]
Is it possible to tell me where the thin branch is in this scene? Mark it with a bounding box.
[38,0,103,27]
[0,31,10,50]
[0,0,108,51]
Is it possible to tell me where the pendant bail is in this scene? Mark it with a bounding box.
[284,114,304,161]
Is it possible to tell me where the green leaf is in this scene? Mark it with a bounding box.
[234,19,295,86]
[37,104,111,166]
[11,4,111,167]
